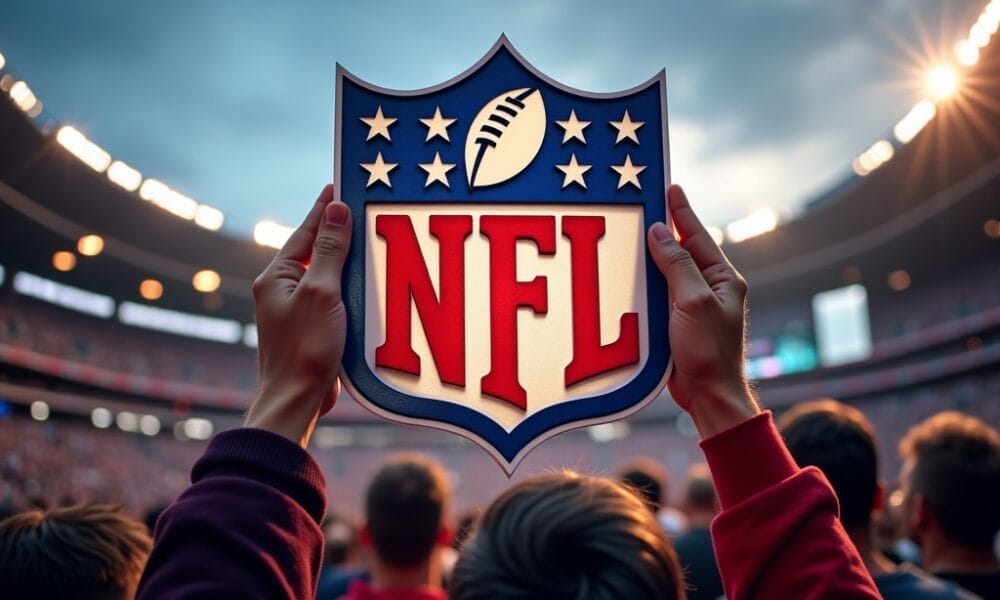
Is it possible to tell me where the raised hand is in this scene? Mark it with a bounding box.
[244,185,353,447]
[646,184,760,438]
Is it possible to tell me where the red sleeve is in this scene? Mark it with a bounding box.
[137,428,327,599]
[702,412,881,600]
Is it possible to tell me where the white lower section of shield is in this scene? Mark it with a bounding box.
[363,203,650,432]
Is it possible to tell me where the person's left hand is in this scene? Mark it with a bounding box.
[244,185,353,448]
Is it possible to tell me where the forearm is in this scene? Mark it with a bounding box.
[137,429,327,599]
[702,412,879,600]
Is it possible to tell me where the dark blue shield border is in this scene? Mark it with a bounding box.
[334,36,671,473]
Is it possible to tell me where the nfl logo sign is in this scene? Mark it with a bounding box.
[335,36,671,473]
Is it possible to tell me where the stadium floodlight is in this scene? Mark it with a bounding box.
[894,100,936,144]
[107,160,142,192]
[192,269,221,293]
[253,220,294,249]
[956,41,980,67]
[30,401,50,421]
[139,414,161,436]
[52,250,76,272]
[139,179,198,220]
[118,301,241,343]
[725,208,778,243]
[139,279,164,301]
[926,66,958,101]
[116,411,139,432]
[970,23,991,48]
[182,417,214,440]
[56,126,112,173]
[0,51,5,71]
[91,407,113,429]
[13,271,115,318]
[77,234,105,257]
[194,204,225,231]
[9,80,41,117]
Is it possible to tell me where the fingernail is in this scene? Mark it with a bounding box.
[326,202,348,227]
[651,222,670,241]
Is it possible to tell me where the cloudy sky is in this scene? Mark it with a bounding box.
[0,0,984,235]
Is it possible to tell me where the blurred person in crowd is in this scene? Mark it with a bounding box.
[0,503,151,600]
[671,463,723,600]
[317,511,365,599]
[450,509,479,552]
[136,185,881,599]
[618,456,687,535]
[450,470,684,599]
[342,453,451,600]
[780,399,981,599]
[898,411,1000,598]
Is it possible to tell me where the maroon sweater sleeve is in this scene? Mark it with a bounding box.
[702,412,881,600]
[136,428,327,599]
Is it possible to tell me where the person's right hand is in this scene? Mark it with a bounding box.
[646,184,760,438]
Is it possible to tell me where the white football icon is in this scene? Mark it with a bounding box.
[465,88,546,188]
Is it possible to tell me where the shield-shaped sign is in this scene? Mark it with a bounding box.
[335,36,671,473]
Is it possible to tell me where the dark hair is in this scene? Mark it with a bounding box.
[618,457,668,512]
[899,411,1000,548]
[450,470,683,600]
[683,463,717,512]
[365,453,449,567]
[0,503,152,600]
[778,398,878,529]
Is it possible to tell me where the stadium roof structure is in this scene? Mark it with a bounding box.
[2,33,997,324]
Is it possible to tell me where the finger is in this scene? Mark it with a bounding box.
[647,222,715,307]
[668,184,729,271]
[297,201,353,304]
[274,184,335,265]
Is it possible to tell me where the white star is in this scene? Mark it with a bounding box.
[555,153,592,189]
[611,154,646,190]
[419,107,457,142]
[555,109,590,144]
[419,152,456,188]
[360,106,397,142]
[610,110,644,145]
[360,152,398,188]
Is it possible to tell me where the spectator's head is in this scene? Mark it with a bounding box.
[682,463,718,520]
[363,453,450,570]
[0,503,151,600]
[617,457,668,513]
[778,399,879,531]
[898,411,1000,551]
[450,470,683,599]
[322,511,359,567]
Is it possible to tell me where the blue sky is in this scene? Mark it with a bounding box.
[0,0,984,235]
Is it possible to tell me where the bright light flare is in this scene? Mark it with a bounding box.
[253,220,294,249]
[139,278,164,301]
[853,139,895,175]
[30,401,50,421]
[0,52,5,71]
[139,179,198,219]
[926,66,958,101]
[894,100,936,144]
[956,41,980,67]
[194,204,225,231]
[107,160,142,191]
[192,269,221,293]
[56,126,112,172]
[726,209,778,243]
[52,251,77,272]
[9,80,41,116]
[77,234,105,257]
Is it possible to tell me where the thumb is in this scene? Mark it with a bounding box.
[647,222,714,307]
[298,201,353,302]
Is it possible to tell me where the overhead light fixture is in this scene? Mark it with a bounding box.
[107,160,142,191]
[13,271,115,318]
[52,250,76,272]
[77,234,105,257]
[192,269,221,293]
[253,220,294,249]
[139,278,164,301]
[118,301,241,343]
[56,126,112,172]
